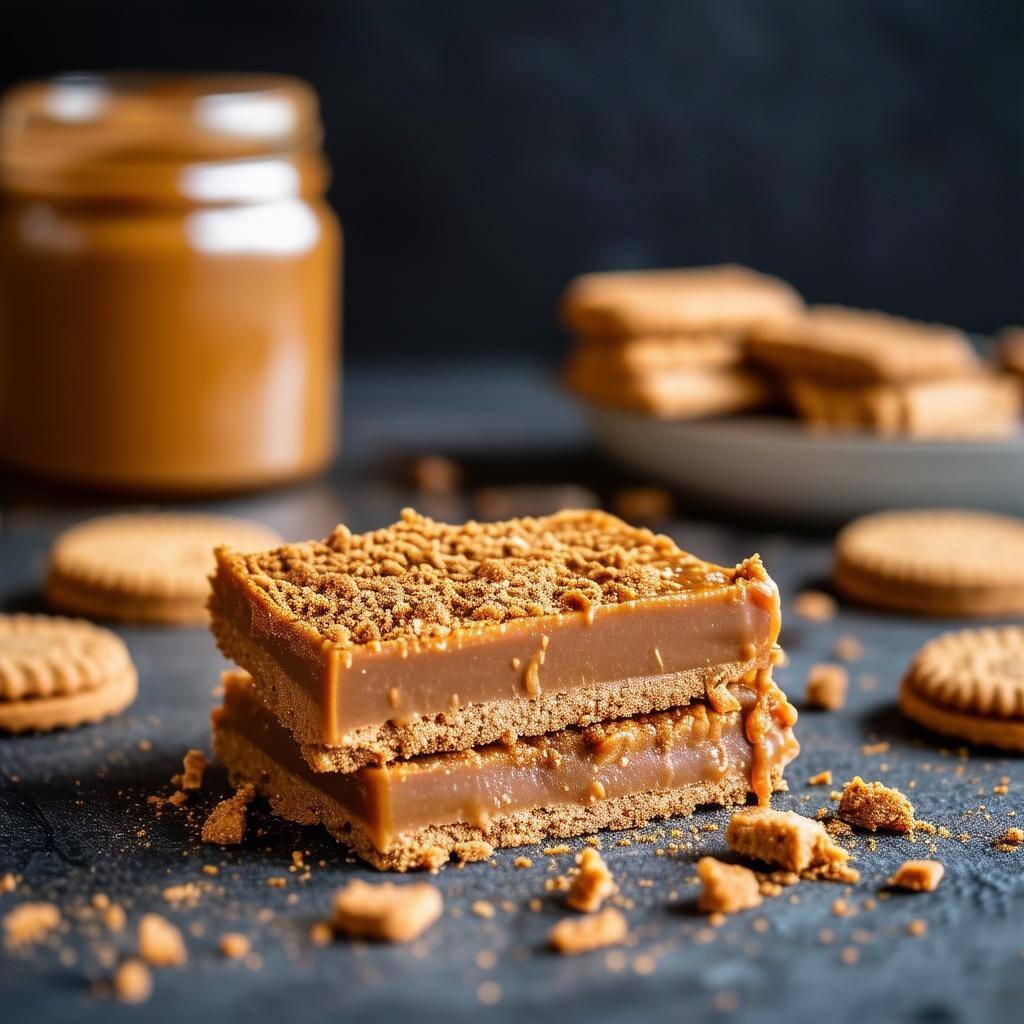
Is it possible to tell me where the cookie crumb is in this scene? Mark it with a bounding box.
[471,900,495,920]
[549,908,629,955]
[726,808,857,880]
[513,856,533,869]
[996,827,1024,851]
[888,860,944,892]
[838,777,915,833]
[696,857,762,914]
[805,664,848,711]
[476,980,502,1006]
[0,873,16,894]
[201,783,255,846]
[137,913,187,967]
[793,590,837,622]
[453,841,493,864]
[565,848,617,913]
[3,901,60,949]
[834,635,863,662]
[906,918,928,937]
[162,882,201,906]
[114,958,152,1003]
[331,881,442,943]
[808,770,833,787]
[218,933,251,959]
[308,921,332,947]
[419,846,448,871]
[173,749,208,791]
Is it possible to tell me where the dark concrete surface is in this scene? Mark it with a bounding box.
[2,365,1022,1024]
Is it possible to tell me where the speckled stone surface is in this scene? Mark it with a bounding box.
[2,366,1023,1024]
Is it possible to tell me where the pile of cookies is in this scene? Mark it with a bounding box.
[0,513,280,734]
[561,264,1023,440]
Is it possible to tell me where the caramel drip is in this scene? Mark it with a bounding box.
[523,635,549,697]
[743,668,799,805]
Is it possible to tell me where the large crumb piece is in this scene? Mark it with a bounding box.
[888,860,944,892]
[331,881,442,943]
[727,808,857,880]
[172,749,208,791]
[3,901,60,949]
[202,783,255,846]
[137,913,187,967]
[218,932,251,959]
[805,664,849,711]
[549,908,629,955]
[838,777,915,833]
[995,827,1024,851]
[565,848,617,913]
[792,590,838,622]
[114,959,153,1003]
[452,841,494,864]
[0,873,17,894]
[696,857,762,914]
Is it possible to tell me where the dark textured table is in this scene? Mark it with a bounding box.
[2,364,1023,1024]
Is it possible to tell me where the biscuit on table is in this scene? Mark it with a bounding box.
[749,306,979,384]
[900,626,1024,751]
[0,614,137,733]
[786,374,1021,440]
[559,264,803,339]
[46,513,282,625]
[834,509,1024,616]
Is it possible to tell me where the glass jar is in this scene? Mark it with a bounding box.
[0,73,340,493]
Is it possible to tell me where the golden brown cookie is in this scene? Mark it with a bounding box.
[46,513,281,625]
[559,264,803,339]
[899,626,1024,750]
[750,306,979,384]
[0,614,137,733]
[834,509,1024,616]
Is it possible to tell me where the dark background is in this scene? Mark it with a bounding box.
[3,0,1022,365]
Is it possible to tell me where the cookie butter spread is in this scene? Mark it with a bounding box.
[209,509,784,770]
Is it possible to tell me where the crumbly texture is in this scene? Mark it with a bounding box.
[837,777,915,834]
[331,881,442,943]
[998,827,1024,847]
[173,749,208,791]
[47,513,281,625]
[114,959,153,1003]
[696,857,763,914]
[888,860,944,892]
[201,784,255,846]
[565,848,617,913]
[3,902,61,949]
[549,908,629,955]
[805,664,849,711]
[726,808,856,880]
[834,511,1024,617]
[137,913,187,967]
[452,841,494,863]
[214,717,784,871]
[216,509,741,649]
[792,591,838,622]
[898,627,1024,751]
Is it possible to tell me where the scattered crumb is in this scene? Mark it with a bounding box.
[860,741,890,756]
[838,777,915,833]
[809,770,833,787]
[888,860,944,893]
[696,858,762,915]
[565,848,617,913]
[266,877,286,889]
[612,487,673,525]
[549,908,629,955]
[114,959,152,1003]
[472,900,495,920]
[792,590,837,622]
[513,856,533,869]
[907,919,928,937]
[419,846,448,871]
[995,827,1024,851]
[543,845,571,856]
[805,664,848,711]
[137,914,187,967]
[840,945,860,965]
[3,902,60,949]
[0,873,16,895]
[331,881,442,943]
[173,749,208,791]
[308,921,332,947]
[202,784,255,846]
[218,933,251,959]
[162,882,201,906]
[477,981,502,1006]
[453,841,493,864]
[834,635,863,662]
[726,808,857,881]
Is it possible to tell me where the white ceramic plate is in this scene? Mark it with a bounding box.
[586,405,1024,525]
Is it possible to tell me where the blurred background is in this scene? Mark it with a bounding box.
[4,0,1021,368]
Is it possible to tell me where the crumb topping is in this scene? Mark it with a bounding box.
[224,508,755,648]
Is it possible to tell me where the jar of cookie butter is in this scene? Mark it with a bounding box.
[0,73,340,493]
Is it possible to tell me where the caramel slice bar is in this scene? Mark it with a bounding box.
[212,671,799,871]
[209,510,782,773]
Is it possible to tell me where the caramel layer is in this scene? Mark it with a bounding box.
[210,558,780,745]
[213,674,798,852]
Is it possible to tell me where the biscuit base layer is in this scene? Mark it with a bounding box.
[0,664,137,733]
[899,682,1024,752]
[212,612,769,773]
[213,720,783,871]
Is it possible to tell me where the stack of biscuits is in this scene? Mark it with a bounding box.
[749,306,1022,439]
[560,264,804,419]
[207,508,799,871]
